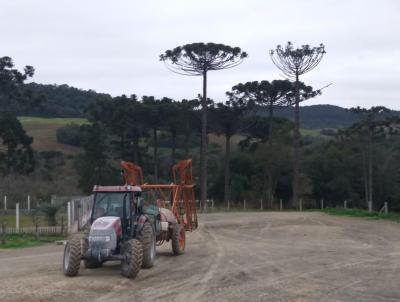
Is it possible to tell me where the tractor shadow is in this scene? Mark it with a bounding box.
[155,249,176,258]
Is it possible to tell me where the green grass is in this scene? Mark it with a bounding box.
[0,214,67,228]
[323,208,400,223]
[18,116,88,125]
[300,128,322,137]
[17,116,86,154]
[0,234,65,249]
[0,215,39,227]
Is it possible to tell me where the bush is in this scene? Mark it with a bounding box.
[38,202,63,226]
[56,123,81,146]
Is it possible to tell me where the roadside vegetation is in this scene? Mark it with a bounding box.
[323,208,400,223]
[0,234,65,249]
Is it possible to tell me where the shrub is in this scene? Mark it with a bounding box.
[56,123,81,146]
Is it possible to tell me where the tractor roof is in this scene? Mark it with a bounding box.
[93,185,142,192]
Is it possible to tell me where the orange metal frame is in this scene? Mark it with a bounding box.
[121,159,198,231]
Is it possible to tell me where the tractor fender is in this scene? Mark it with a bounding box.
[136,214,153,235]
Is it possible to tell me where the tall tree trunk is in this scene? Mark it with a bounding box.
[6,142,11,175]
[262,168,267,207]
[120,130,125,159]
[171,129,176,166]
[153,127,158,182]
[184,131,190,158]
[362,150,369,208]
[200,71,208,209]
[224,134,231,205]
[268,101,274,144]
[132,134,139,164]
[267,174,274,208]
[292,73,301,208]
[267,101,274,208]
[368,129,373,212]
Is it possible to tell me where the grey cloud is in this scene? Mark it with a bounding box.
[1,0,399,109]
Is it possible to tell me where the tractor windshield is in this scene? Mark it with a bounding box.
[92,192,130,220]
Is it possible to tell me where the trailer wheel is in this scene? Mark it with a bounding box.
[172,224,185,255]
[139,222,156,268]
[84,259,102,269]
[121,239,143,279]
[63,237,81,276]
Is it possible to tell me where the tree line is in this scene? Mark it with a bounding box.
[1,42,400,212]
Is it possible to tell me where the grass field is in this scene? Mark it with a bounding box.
[323,208,400,223]
[0,234,65,249]
[300,128,322,137]
[18,117,88,125]
[1,215,36,228]
[19,116,87,154]
[0,214,52,228]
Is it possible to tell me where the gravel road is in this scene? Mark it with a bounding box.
[1,212,399,302]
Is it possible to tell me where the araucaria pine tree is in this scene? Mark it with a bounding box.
[270,42,325,208]
[160,43,247,209]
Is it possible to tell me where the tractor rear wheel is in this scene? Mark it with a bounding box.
[171,224,185,255]
[63,237,81,276]
[84,259,102,269]
[139,222,156,268]
[121,239,142,279]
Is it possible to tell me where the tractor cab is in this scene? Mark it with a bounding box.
[91,185,161,239]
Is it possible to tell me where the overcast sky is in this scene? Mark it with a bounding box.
[1,0,399,109]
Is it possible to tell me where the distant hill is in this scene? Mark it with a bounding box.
[5,82,400,129]
[19,82,112,117]
[271,104,400,129]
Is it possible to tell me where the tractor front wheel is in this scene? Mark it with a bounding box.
[171,224,185,255]
[63,237,82,277]
[121,239,143,279]
[139,222,156,268]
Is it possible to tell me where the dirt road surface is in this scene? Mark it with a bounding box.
[1,212,400,302]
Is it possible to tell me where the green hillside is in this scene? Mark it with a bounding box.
[19,117,87,154]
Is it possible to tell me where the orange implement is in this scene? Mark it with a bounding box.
[121,159,198,231]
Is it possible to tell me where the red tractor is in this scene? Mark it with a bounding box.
[63,159,197,279]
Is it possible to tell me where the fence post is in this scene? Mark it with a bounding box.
[16,202,20,232]
[344,200,347,209]
[1,221,6,244]
[299,199,302,212]
[321,199,324,210]
[71,201,75,225]
[211,199,214,212]
[384,202,388,214]
[204,200,208,212]
[61,216,64,235]
[280,199,283,211]
[27,195,31,212]
[67,202,71,233]
[260,199,263,211]
[4,195,7,212]
[368,201,372,213]
[35,221,39,240]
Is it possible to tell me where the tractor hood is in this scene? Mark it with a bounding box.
[87,216,120,260]
[91,216,121,231]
